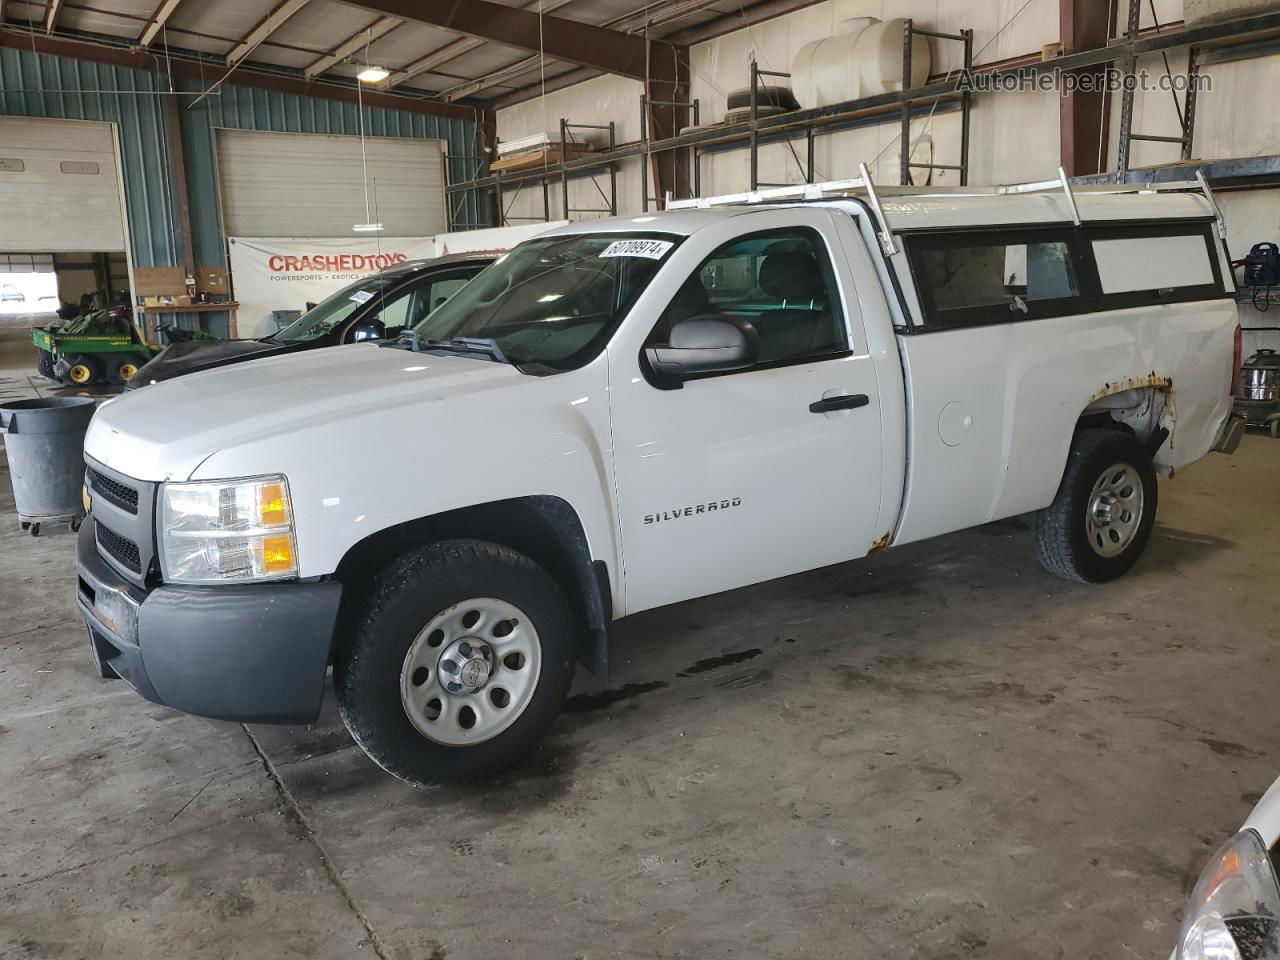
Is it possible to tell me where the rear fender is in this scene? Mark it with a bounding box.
[1082,382,1174,472]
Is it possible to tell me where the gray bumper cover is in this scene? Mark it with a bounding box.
[76,521,341,724]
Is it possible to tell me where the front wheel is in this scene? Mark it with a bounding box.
[63,355,101,386]
[334,539,576,787]
[1033,429,1158,583]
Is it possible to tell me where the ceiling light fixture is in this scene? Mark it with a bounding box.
[357,66,389,83]
[352,223,384,232]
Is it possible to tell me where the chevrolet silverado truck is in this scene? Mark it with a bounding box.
[75,172,1246,787]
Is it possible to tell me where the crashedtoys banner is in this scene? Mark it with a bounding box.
[228,236,437,338]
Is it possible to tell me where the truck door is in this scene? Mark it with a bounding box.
[607,208,886,614]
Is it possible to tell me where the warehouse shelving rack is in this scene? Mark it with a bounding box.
[450,18,977,225]
[1097,4,1280,187]
[446,7,1280,225]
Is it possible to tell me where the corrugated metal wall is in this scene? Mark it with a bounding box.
[0,48,180,267]
[199,81,485,254]
[0,47,486,276]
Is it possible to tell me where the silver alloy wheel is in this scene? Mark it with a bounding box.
[399,597,542,746]
[1085,461,1145,558]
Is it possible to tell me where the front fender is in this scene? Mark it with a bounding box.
[189,360,622,605]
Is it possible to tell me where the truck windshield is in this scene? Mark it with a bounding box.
[273,275,401,344]
[412,233,678,371]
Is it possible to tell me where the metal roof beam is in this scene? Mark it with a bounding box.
[303,15,401,79]
[665,0,824,45]
[0,27,484,121]
[385,0,575,89]
[453,0,710,103]
[138,0,185,48]
[341,0,652,80]
[226,0,312,67]
[43,0,63,33]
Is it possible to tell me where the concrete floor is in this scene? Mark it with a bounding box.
[2,311,1278,959]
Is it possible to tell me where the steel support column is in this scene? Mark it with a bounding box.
[646,42,690,207]
[1115,0,1142,181]
[1059,0,1119,177]
[164,96,194,285]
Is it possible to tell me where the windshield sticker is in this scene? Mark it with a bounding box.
[599,239,674,260]
[349,290,375,304]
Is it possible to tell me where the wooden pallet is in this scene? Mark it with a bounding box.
[490,145,594,173]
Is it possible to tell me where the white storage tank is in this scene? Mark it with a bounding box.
[791,17,932,110]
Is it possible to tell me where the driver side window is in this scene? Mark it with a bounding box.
[648,228,848,368]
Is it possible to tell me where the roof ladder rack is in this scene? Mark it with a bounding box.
[1195,168,1227,239]
[859,162,897,256]
[1058,165,1081,226]
[665,165,899,256]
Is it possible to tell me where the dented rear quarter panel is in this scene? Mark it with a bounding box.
[893,297,1237,546]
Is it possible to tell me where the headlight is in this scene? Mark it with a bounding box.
[159,475,298,584]
[1178,829,1280,960]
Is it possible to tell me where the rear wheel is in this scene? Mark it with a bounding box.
[334,539,576,787]
[1033,429,1158,583]
[63,355,100,386]
[108,353,147,385]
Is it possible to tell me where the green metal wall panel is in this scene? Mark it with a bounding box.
[0,47,486,281]
[0,47,179,267]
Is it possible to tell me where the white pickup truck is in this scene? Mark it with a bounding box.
[76,174,1245,786]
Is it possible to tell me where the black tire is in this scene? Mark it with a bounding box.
[1033,429,1158,583]
[35,348,55,379]
[107,353,148,386]
[62,354,102,386]
[334,539,576,787]
[726,85,800,111]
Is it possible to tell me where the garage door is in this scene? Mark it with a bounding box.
[0,117,127,253]
[215,129,446,238]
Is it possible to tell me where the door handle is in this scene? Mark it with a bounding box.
[809,393,869,414]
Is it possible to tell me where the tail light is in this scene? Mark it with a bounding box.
[1231,324,1243,397]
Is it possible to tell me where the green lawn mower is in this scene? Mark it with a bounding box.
[32,303,158,387]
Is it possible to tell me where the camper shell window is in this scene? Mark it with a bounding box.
[903,219,1230,330]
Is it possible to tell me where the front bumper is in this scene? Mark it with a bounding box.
[75,520,341,723]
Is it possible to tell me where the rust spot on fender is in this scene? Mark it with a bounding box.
[869,532,892,553]
[1087,372,1173,404]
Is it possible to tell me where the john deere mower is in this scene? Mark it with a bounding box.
[32,300,158,387]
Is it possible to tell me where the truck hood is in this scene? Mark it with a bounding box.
[85,343,524,481]
[126,337,299,389]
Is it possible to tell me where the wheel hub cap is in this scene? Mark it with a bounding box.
[438,639,493,694]
[399,597,543,746]
[1085,462,1144,558]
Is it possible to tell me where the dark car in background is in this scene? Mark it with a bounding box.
[126,253,495,389]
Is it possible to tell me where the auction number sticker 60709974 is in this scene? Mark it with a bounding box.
[598,239,674,260]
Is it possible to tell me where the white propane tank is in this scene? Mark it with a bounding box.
[791,17,932,109]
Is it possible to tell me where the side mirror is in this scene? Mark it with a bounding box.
[347,319,386,343]
[644,316,758,388]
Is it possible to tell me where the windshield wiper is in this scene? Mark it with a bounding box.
[379,330,421,351]
[422,336,511,364]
